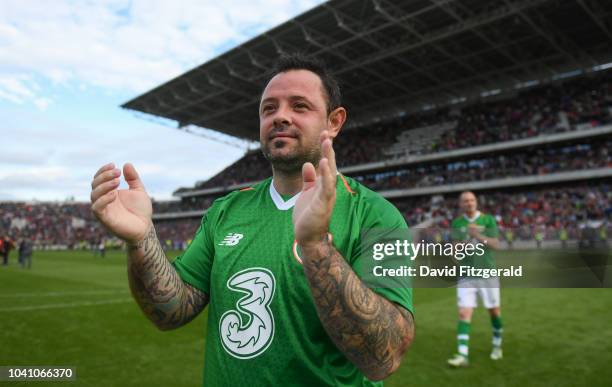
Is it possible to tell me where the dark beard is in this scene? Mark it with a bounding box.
[261,140,321,174]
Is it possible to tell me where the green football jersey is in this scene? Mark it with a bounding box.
[172,175,413,387]
[451,212,499,271]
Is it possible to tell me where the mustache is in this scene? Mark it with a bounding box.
[268,126,299,139]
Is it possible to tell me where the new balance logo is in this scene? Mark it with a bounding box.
[219,233,244,246]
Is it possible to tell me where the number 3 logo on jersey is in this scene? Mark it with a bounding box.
[219,267,276,359]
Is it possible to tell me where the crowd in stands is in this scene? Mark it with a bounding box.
[336,67,611,162]
[0,201,106,248]
[394,183,612,241]
[163,137,612,212]
[181,69,611,191]
[425,70,611,154]
[354,139,611,191]
[0,201,202,250]
[170,196,214,211]
[154,218,201,250]
[1,182,609,249]
[184,151,270,191]
[152,181,609,244]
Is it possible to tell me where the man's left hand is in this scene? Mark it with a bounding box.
[293,131,337,254]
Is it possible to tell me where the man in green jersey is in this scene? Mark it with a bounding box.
[90,54,414,386]
[447,191,502,367]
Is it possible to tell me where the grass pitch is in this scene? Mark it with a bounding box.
[1,250,611,386]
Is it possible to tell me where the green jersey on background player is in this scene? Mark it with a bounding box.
[451,211,499,273]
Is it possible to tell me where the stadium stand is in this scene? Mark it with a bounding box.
[0,202,108,249]
[384,121,457,158]
[0,201,203,250]
[1,182,609,248]
[151,198,211,213]
[354,139,612,191]
[176,68,612,193]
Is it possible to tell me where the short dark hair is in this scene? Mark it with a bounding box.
[263,53,342,114]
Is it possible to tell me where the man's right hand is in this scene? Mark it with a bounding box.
[90,163,152,245]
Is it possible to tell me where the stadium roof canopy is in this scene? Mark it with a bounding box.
[122,0,612,141]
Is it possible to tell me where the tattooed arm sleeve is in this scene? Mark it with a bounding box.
[127,224,209,330]
[302,238,415,381]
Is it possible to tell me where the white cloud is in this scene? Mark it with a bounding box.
[0,110,248,201]
[0,74,53,109]
[0,0,323,201]
[0,166,71,189]
[0,89,23,104]
[0,150,47,166]
[33,97,52,110]
[0,75,34,103]
[0,0,322,94]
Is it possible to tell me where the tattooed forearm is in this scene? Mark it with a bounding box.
[302,239,414,381]
[127,224,209,330]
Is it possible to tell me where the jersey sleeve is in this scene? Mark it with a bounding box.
[350,195,414,316]
[171,206,217,294]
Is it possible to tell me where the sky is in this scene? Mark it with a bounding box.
[0,0,322,202]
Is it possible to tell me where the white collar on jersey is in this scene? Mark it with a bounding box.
[269,180,301,211]
[463,211,481,223]
[269,171,341,210]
